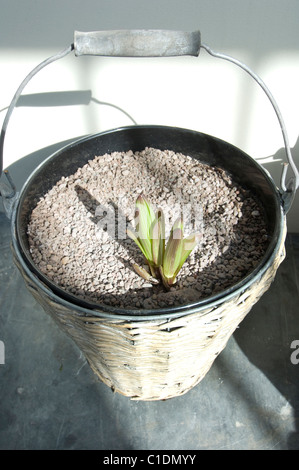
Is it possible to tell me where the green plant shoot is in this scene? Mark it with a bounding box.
[127,193,201,290]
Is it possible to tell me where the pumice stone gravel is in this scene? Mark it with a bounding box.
[27,148,269,310]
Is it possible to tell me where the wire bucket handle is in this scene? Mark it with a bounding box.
[0,29,298,216]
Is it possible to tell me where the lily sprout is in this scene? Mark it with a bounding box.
[127,193,201,290]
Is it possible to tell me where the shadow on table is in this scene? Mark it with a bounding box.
[232,234,299,449]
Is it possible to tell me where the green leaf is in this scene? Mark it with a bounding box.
[128,196,201,290]
[162,216,184,279]
[171,215,184,235]
[162,215,201,287]
[150,209,165,267]
[134,194,156,262]
[131,263,159,284]
[127,228,148,259]
[135,194,155,237]
[174,232,202,277]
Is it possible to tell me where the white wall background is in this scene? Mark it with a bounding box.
[0,0,298,230]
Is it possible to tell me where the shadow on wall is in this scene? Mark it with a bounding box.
[255,136,299,233]
[0,90,138,213]
[0,90,137,125]
[0,90,298,231]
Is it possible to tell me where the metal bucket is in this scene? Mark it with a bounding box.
[1,31,298,400]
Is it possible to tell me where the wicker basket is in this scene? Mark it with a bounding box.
[12,220,286,400]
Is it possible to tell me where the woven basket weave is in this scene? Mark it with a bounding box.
[12,219,286,401]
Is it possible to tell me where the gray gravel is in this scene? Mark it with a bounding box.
[27,148,269,310]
